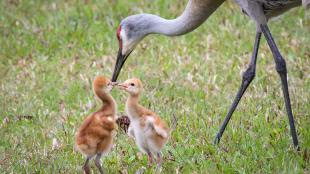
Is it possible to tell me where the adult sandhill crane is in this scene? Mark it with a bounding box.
[111,0,309,149]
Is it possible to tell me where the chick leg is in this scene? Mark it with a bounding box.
[146,150,154,166]
[82,157,91,174]
[156,152,163,168]
[95,153,105,174]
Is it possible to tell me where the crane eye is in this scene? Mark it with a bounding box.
[130,83,135,86]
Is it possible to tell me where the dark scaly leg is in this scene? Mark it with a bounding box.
[214,32,262,144]
[260,24,299,150]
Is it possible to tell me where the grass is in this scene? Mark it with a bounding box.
[0,0,309,173]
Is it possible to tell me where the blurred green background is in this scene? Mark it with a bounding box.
[0,0,309,173]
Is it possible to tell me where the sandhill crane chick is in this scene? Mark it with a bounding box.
[118,78,170,167]
[75,76,117,174]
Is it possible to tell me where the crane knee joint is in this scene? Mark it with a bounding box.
[275,58,287,75]
[242,68,255,83]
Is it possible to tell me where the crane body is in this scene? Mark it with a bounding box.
[111,0,309,149]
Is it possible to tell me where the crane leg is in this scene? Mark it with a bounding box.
[260,24,299,150]
[214,32,261,144]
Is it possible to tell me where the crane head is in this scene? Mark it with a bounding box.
[111,14,152,82]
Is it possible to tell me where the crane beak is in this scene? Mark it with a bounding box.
[111,48,131,82]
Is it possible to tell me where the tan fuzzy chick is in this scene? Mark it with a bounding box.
[75,76,117,174]
[118,78,170,167]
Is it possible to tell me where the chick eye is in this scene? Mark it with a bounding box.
[130,83,135,86]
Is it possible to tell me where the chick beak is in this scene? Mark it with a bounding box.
[116,83,128,90]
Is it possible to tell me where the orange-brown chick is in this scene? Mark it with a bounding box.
[118,78,170,168]
[75,76,117,174]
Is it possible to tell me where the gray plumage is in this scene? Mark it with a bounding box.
[235,0,306,26]
[303,0,310,8]
[243,0,302,18]
[119,0,308,47]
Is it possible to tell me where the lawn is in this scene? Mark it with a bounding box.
[0,0,309,173]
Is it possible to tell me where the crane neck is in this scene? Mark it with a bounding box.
[148,0,225,36]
